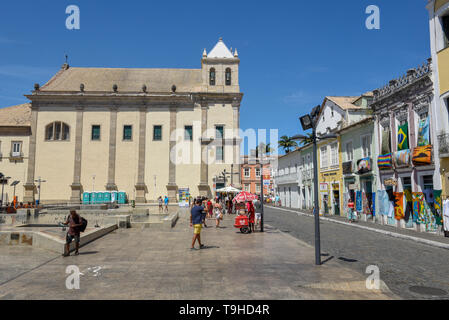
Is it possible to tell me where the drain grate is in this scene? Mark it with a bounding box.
[338,257,358,263]
[409,286,447,297]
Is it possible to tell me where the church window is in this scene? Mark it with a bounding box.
[153,125,162,141]
[225,68,231,86]
[209,68,216,86]
[91,125,101,141]
[123,125,132,141]
[45,122,70,141]
[184,126,193,141]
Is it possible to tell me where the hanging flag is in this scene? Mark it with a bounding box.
[378,153,393,170]
[356,191,362,212]
[393,192,404,220]
[417,117,430,147]
[397,123,409,151]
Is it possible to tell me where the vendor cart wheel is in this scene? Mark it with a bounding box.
[240,227,250,234]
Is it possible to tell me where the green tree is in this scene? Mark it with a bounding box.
[278,136,298,154]
[298,133,314,146]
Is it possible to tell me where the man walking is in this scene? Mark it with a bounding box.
[63,210,83,257]
[164,196,169,213]
[190,199,206,250]
[253,196,262,230]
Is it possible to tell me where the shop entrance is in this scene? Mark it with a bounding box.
[333,190,340,216]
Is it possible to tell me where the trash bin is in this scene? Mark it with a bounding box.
[131,200,135,208]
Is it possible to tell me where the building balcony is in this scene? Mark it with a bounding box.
[301,169,313,184]
[276,173,299,185]
[10,151,24,160]
[342,161,354,175]
[356,158,372,175]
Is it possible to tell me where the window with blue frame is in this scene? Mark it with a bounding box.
[184,126,193,141]
[91,125,101,141]
[123,125,132,141]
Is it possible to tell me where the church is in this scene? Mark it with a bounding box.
[0,38,243,204]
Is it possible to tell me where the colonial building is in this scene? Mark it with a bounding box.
[427,0,449,196]
[316,94,373,215]
[338,117,377,218]
[371,60,441,231]
[0,38,243,204]
[272,145,314,210]
[241,154,274,196]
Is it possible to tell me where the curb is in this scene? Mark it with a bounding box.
[270,206,449,251]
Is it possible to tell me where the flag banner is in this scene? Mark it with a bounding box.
[413,192,425,223]
[397,123,409,151]
[394,149,411,168]
[412,145,432,166]
[434,190,443,226]
[356,158,371,174]
[378,153,393,170]
[356,191,362,212]
[417,117,430,146]
[393,192,404,220]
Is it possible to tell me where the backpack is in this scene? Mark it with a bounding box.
[79,217,88,232]
[67,214,88,233]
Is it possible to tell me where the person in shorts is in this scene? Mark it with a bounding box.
[253,196,262,230]
[158,196,163,213]
[63,210,82,257]
[214,200,223,228]
[190,199,206,250]
[164,196,169,213]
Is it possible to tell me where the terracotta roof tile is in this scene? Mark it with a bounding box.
[0,103,31,127]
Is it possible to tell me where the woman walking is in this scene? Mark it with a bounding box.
[246,200,255,233]
[214,201,223,228]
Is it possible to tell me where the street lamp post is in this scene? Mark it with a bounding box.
[292,105,337,266]
[34,177,47,206]
[1,175,11,206]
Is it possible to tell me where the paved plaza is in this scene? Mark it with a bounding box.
[0,209,396,300]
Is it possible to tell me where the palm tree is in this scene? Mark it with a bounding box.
[255,143,274,158]
[298,133,314,146]
[278,136,298,154]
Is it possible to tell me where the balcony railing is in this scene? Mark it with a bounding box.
[342,161,354,175]
[10,151,24,160]
[301,169,313,183]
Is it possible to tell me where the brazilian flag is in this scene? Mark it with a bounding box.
[397,123,409,151]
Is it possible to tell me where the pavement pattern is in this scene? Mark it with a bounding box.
[0,209,394,300]
[264,206,449,300]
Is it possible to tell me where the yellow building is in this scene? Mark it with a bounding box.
[317,136,343,215]
[315,95,373,216]
[427,0,449,196]
[0,38,243,204]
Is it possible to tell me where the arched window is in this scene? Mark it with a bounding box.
[209,68,216,86]
[225,68,232,86]
[45,122,70,141]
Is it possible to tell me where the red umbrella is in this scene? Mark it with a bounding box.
[233,191,258,203]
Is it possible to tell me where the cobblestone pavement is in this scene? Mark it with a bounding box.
[0,209,395,300]
[264,206,449,300]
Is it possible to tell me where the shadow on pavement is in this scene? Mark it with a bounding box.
[78,251,99,255]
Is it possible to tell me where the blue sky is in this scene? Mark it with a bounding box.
[0,0,431,154]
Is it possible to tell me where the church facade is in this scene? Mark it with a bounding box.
[0,38,243,204]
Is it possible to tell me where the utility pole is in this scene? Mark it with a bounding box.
[293,106,337,266]
[1,174,11,206]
